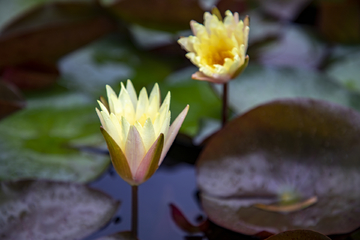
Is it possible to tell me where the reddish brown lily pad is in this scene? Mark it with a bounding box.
[2,62,59,89]
[0,180,119,240]
[197,98,360,235]
[106,0,246,32]
[0,2,115,67]
[265,230,331,240]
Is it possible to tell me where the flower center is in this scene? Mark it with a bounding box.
[201,39,235,67]
[209,49,234,66]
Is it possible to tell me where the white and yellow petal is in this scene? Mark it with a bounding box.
[96,80,189,185]
[178,9,249,83]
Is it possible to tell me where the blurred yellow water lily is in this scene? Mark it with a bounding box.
[178,10,249,83]
[96,80,189,185]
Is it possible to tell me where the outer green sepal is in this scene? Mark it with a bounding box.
[232,55,249,80]
[100,127,134,185]
[144,134,163,182]
[133,134,164,184]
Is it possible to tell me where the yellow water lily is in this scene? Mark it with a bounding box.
[178,10,249,83]
[96,80,189,185]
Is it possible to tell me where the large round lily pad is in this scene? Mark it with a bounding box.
[197,98,360,235]
[0,180,119,240]
[0,93,110,182]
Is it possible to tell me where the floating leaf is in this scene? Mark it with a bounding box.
[256,25,324,69]
[2,62,59,89]
[213,64,360,115]
[197,98,360,235]
[169,203,203,234]
[258,0,311,21]
[106,0,204,32]
[318,0,360,44]
[0,81,25,120]
[265,230,331,240]
[0,180,119,240]
[0,92,110,182]
[59,38,174,97]
[0,1,115,67]
[325,49,360,93]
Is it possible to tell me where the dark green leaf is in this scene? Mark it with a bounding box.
[0,93,110,182]
[215,64,360,114]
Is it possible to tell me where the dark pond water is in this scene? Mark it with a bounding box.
[84,142,204,240]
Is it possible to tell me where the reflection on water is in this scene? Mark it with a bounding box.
[85,162,201,240]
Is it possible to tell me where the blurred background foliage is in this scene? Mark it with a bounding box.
[1,0,360,239]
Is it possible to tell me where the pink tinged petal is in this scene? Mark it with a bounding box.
[100,127,134,185]
[133,134,164,185]
[126,79,138,110]
[135,88,149,120]
[125,126,146,176]
[160,105,189,164]
[192,71,230,84]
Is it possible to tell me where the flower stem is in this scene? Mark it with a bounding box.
[131,185,138,237]
[222,83,228,127]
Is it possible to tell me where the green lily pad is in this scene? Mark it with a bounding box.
[214,64,360,115]
[59,37,174,98]
[325,49,360,92]
[0,92,110,182]
[0,180,119,240]
[265,230,331,240]
[162,67,222,136]
[197,98,360,235]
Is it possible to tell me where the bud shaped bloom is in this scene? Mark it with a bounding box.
[96,80,189,185]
